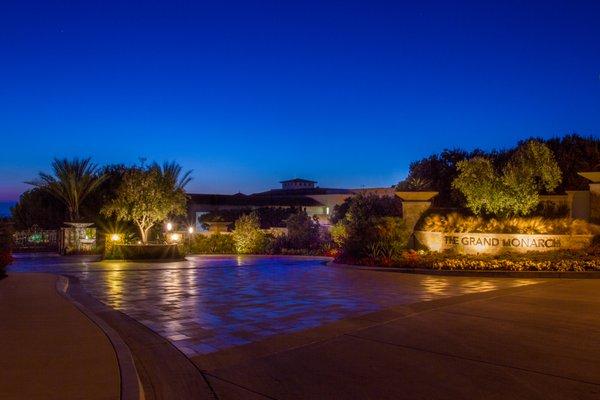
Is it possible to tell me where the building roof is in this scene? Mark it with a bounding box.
[253,187,353,196]
[187,181,396,210]
[279,178,317,184]
[188,193,323,207]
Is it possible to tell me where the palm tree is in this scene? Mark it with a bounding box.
[27,158,107,221]
[152,161,192,190]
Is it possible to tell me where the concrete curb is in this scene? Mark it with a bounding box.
[55,276,144,400]
[64,275,217,399]
[328,261,600,279]
[186,254,334,261]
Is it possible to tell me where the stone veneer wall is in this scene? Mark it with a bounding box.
[402,201,433,232]
[590,183,600,222]
[414,231,594,255]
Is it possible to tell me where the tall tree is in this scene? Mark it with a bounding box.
[399,149,484,207]
[153,161,193,191]
[101,163,190,243]
[401,134,599,210]
[11,188,66,229]
[544,134,600,191]
[453,141,562,217]
[27,158,107,221]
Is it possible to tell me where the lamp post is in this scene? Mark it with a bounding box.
[165,222,173,244]
[187,226,194,247]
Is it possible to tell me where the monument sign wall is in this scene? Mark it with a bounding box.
[414,231,593,255]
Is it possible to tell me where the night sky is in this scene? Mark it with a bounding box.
[1,0,599,202]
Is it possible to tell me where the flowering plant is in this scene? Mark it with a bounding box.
[0,250,13,271]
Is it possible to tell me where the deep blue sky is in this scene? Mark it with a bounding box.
[1,0,599,201]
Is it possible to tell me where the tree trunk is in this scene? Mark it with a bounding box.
[140,227,153,244]
[140,227,147,244]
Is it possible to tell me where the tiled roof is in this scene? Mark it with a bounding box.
[187,186,395,208]
[279,178,317,184]
[188,193,323,207]
[253,188,353,196]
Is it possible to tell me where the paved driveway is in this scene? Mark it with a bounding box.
[9,254,536,357]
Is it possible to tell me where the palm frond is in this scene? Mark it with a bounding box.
[153,161,193,190]
[26,157,107,221]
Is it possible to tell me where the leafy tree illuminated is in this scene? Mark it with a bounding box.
[232,212,266,254]
[453,141,562,217]
[399,134,598,207]
[102,163,191,244]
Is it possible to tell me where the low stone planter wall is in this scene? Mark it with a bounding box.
[116,244,183,260]
[414,231,594,255]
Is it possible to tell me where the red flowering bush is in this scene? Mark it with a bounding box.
[323,247,340,258]
[389,249,600,272]
[586,235,600,256]
[400,250,422,267]
[0,251,13,270]
[0,220,13,275]
[337,242,600,272]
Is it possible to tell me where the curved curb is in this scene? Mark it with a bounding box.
[102,258,186,263]
[63,275,217,400]
[185,254,334,261]
[328,261,600,279]
[55,276,144,400]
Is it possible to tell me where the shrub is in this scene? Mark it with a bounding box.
[419,213,600,235]
[330,194,401,225]
[331,222,348,249]
[333,194,409,264]
[391,250,600,272]
[0,251,13,271]
[396,177,432,191]
[587,235,600,255]
[368,247,600,272]
[284,211,322,251]
[103,233,125,259]
[104,245,124,260]
[199,207,300,229]
[0,220,14,275]
[266,216,330,256]
[190,233,235,254]
[367,217,410,266]
[233,212,269,254]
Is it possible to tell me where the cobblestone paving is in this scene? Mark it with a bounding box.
[10,254,537,357]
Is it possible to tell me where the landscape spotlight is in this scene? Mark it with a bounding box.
[110,233,121,242]
[188,226,194,234]
[170,233,181,242]
[166,222,173,231]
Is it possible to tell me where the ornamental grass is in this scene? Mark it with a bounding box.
[420,213,600,235]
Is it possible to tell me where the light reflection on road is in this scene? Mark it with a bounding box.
[9,254,537,355]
